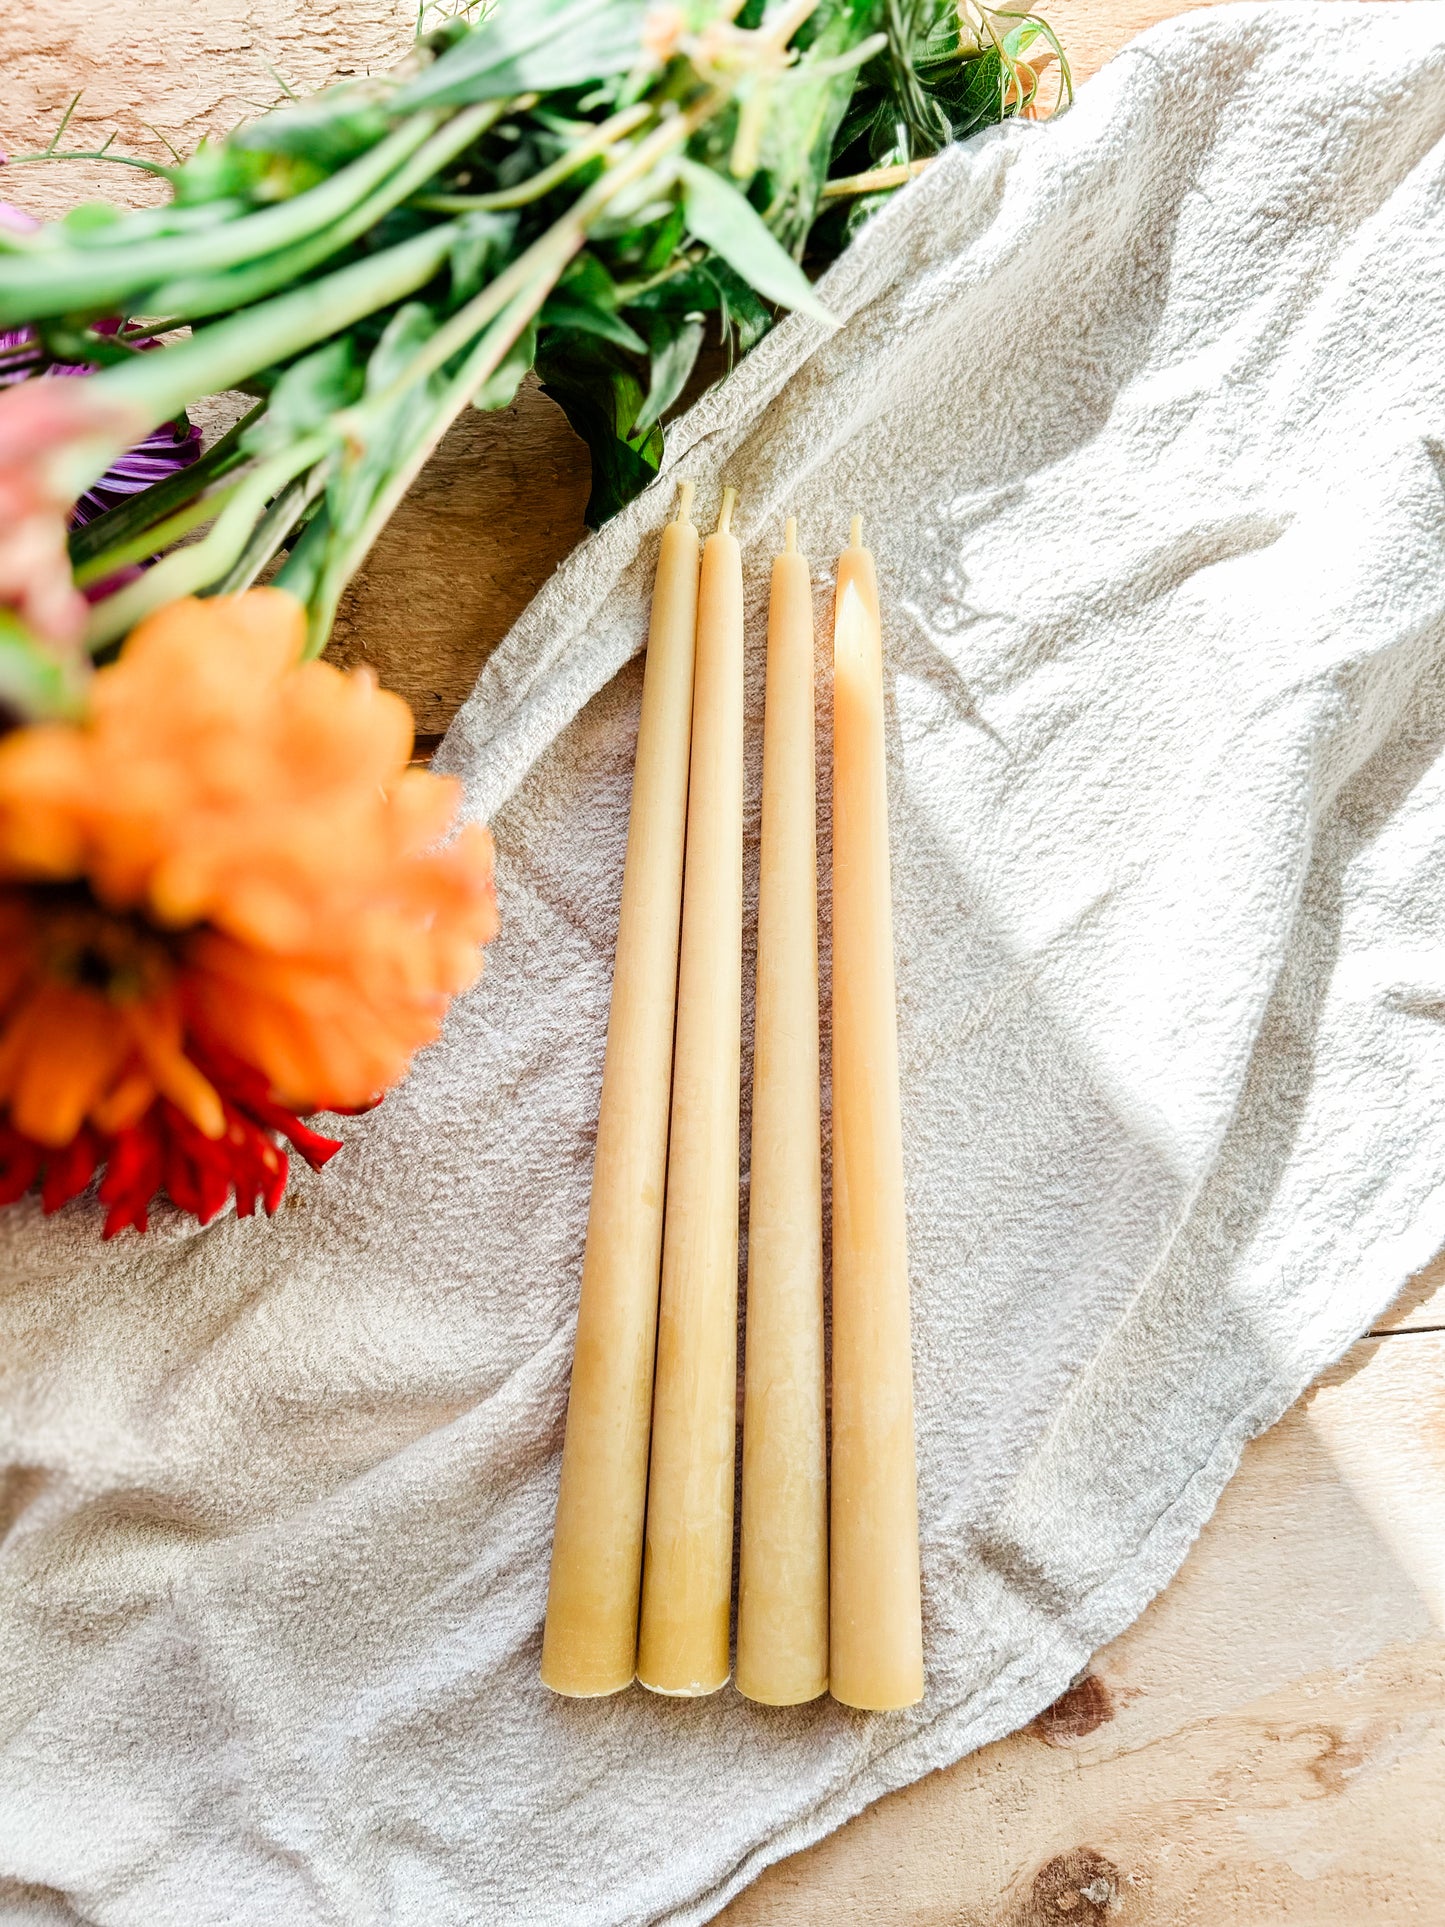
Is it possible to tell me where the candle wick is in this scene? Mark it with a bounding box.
[674,479,695,526]
[784,516,798,554]
[849,513,863,548]
[718,486,737,536]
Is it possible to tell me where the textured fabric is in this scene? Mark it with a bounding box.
[4,6,1445,1922]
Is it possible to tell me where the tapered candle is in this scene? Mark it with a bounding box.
[541,482,701,1698]
[736,518,828,1705]
[829,516,924,1711]
[636,487,745,1696]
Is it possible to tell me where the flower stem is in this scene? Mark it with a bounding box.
[67,400,265,568]
[72,484,239,588]
[820,157,931,198]
[412,101,651,212]
[301,285,546,657]
[141,99,510,322]
[56,225,460,498]
[84,432,331,647]
[0,114,446,328]
[213,466,329,596]
[356,101,709,425]
[296,100,718,650]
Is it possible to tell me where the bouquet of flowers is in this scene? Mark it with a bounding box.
[0,0,1066,1235]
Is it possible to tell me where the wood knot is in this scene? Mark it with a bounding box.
[1030,1672,1115,1745]
[1015,1848,1124,1922]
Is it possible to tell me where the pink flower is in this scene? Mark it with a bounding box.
[0,377,146,648]
[0,183,188,647]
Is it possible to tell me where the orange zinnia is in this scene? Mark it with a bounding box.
[0,587,498,1234]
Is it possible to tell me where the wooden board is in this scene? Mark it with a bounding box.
[720,1324,1445,1925]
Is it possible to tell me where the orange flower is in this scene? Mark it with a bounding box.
[0,587,498,1232]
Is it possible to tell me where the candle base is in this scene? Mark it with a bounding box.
[539,1666,635,1699]
[735,1679,828,1707]
[827,1679,924,1712]
[634,1673,732,1698]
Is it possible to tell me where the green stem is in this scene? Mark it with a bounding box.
[67,401,265,568]
[357,103,705,425]
[293,105,714,653]
[83,432,331,647]
[8,149,178,180]
[271,503,332,606]
[213,466,329,595]
[302,285,546,657]
[57,225,458,498]
[412,101,651,212]
[141,99,509,322]
[0,114,444,328]
[72,483,240,588]
[293,101,718,654]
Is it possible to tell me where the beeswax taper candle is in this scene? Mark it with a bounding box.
[541,482,701,1697]
[736,518,828,1705]
[636,487,745,1696]
[829,516,924,1711]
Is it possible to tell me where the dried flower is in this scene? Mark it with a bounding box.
[0,586,498,1233]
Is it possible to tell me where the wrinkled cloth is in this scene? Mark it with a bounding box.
[4,6,1445,1923]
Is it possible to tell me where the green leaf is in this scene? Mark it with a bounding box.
[637,202,687,277]
[450,210,519,303]
[703,258,774,351]
[633,318,703,435]
[540,297,647,355]
[537,339,659,526]
[750,0,882,249]
[557,249,623,310]
[244,338,363,454]
[472,319,538,411]
[59,203,125,239]
[365,301,438,397]
[677,159,835,327]
[396,0,650,111]
[545,375,660,526]
[229,98,394,170]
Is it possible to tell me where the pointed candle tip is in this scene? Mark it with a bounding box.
[675,479,695,525]
[849,513,863,548]
[784,516,797,553]
[717,486,737,536]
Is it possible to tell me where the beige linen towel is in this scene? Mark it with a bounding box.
[3,5,1445,1922]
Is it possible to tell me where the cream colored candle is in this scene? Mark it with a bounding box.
[736,518,828,1705]
[829,516,924,1711]
[636,487,745,1696]
[541,483,701,1698]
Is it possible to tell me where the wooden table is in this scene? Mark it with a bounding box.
[5,5,1443,1919]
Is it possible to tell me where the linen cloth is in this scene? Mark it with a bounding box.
[4,5,1445,1921]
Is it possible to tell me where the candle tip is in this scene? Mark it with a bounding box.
[674,479,695,525]
[784,516,797,553]
[849,513,863,548]
[717,486,737,536]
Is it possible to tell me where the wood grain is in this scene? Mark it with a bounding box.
[719,1333,1445,1926]
[326,378,591,735]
